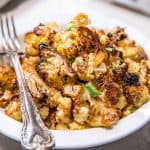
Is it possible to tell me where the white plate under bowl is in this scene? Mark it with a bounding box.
[0,7,150,149]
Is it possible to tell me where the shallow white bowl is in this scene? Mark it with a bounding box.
[0,9,150,149]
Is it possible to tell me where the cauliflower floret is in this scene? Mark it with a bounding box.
[0,65,16,90]
[39,106,49,120]
[99,34,110,45]
[24,32,49,55]
[124,85,149,108]
[0,90,17,108]
[69,122,88,130]
[103,81,122,104]
[56,123,68,130]
[55,26,99,59]
[122,104,137,117]
[87,99,121,128]
[24,23,59,56]
[56,97,72,124]
[63,84,84,98]
[73,101,89,124]
[22,56,48,99]
[69,12,91,26]
[140,60,150,85]
[46,88,72,124]
[115,95,127,110]
[72,51,107,81]
[5,98,22,121]
[125,58,140,74]
[120,46,139,58]
[37,45,74,89]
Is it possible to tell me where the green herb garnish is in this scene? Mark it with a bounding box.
[105,47,113,52]
[66,24,77,31]
[112,64,119,71]
[147,95,150,101]
[119,59,124,65]
[112,59,124,71]
[85,83,101,97]
[130,107,136,113]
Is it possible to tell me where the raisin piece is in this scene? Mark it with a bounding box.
[123,73,139,86]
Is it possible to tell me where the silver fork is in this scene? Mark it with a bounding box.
[0,15,55,150]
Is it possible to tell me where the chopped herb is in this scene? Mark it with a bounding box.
[105,47,113,52]
[119,59,124,65]
[131,107,136,113]
[85,82,101,97]
[68,59,73,64]
[112,59,124,71]
[66,24,77,31]
[112,64,119,71]
[42,62,49,67]
[147,95,150,101]
[79,60,86,65]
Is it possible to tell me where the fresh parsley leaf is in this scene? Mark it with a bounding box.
[66,24,77,31]
[112,65,119,71]
[119,59,124,65]
[131,107,136,113]
[105,47,113,52]
[85,83,101,97]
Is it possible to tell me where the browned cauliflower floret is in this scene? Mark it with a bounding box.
[24,23,59,56]
[56,97,72,124]
[37,44,74,89]
[69,121,88,130]
[56,123,68,130]
[140,60,150,85]
[39,106,49,120]
[63,84,84,98]
[69,12,91,27]
[0,13,149,131]
[0,65,16,90]
[46,88,72,124]
[5,98,22,121]
[125,58,140,74]
[0,89,18,108]
[87,99,121,128]
[115,95,127,110]
[22,56,48,99]
[117,38,147,61]
[124,85,149,108]
[103,81,122,104]
[72,51,108,81]
[54,26,99,59]
[73,101,89,124]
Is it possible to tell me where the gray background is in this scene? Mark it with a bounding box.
[0,0,150,150]
[0,124,150,150]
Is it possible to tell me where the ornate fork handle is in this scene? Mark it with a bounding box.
[9,51,55,149]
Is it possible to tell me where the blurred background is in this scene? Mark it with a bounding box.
[0,0,149,150]
[0,0,150,17]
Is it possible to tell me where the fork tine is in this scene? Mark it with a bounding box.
[11,16,18,38]
[0,15,9,51]
[0,15,5,40]
[0,14,22,53]
[10,15,21,50]
[6,15,11,38]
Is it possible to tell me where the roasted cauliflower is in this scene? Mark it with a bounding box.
[0,13,149,130]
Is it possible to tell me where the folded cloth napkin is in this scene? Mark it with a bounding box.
[0,0,10,8]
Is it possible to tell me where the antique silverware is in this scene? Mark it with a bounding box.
[0,14,55,150]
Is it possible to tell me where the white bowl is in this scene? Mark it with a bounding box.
[0,10,150,149]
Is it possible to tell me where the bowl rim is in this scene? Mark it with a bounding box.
[0,11,150,149]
